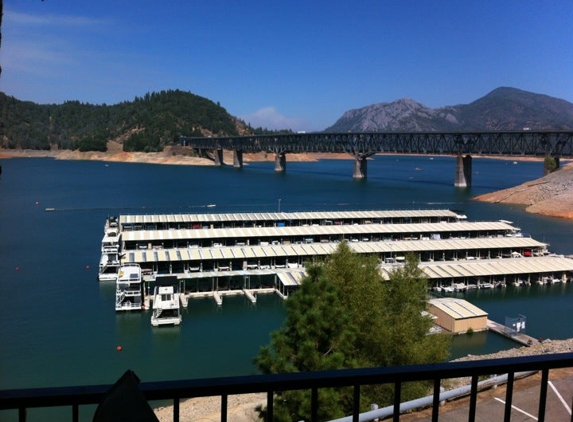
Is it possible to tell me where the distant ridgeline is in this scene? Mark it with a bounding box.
[0,90,291,153]
[324,87,573,133]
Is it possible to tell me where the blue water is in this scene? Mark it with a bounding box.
[1,156,572,396]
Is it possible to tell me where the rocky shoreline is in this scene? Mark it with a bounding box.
[473,161,573,220]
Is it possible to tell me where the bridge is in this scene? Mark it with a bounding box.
[179,131,573,186]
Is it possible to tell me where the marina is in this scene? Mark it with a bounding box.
[99,209,573,315]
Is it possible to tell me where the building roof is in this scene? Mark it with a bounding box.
[119,209,461,225]
[429,298,488,320]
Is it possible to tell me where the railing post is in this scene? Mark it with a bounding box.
[393,381,401,422]
[353,384,360,422]
[221,394,228,422]
[538,368,549,422]
[174,397,180,422]
[432,378,441,422]
[266,390,273,422]
[311,387,318,422]
[468,374,479,422]
[504,372,514,422]
[72,403,79,422]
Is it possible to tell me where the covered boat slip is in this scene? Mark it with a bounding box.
[390,256,573,286]
[120,221,522,250]
[118,209,462,231]
[123,236,547,275]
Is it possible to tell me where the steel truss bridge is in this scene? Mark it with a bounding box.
[180,131,573,185]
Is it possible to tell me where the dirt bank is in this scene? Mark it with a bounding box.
[0,142,352,166]
[473,161,573,220]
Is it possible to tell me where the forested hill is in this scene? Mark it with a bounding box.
[0,90,283,152]
[325,87,573,132]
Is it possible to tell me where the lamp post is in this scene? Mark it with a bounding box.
[278,198,281,213]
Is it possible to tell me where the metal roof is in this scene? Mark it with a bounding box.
[429,298,488,319]
[277,271,305,287]
[120,221,520,243]
[124,237,545,263]
[379,256,573,280]
[118,209,460,225]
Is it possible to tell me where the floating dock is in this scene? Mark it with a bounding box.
[487,319,539,347]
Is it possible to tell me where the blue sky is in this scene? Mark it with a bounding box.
[1,1,572,131]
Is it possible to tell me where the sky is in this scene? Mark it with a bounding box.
[1,1,572,132]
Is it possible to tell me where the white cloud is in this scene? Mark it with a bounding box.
[4,10,110,28]
[240,107,308,132]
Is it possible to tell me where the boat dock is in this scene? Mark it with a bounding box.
[487,319,539,347]
[100,210,573,309]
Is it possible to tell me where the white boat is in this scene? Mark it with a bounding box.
[98,251,121,281]
[98,216,122,282]
[151,285,182,327]
[115,263,143,311]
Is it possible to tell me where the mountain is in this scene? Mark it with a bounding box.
[0,90,264,152]
[324,87,573,132]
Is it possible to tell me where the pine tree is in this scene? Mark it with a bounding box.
[254,242,450,421]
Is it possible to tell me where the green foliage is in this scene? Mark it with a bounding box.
[0,90,246,152]
[76,133,108,152]
[544,156,557,173]
[254,244,450,421]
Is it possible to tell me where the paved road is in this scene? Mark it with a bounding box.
[400,369,573,421]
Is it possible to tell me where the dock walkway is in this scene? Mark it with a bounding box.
[487,319,539,347]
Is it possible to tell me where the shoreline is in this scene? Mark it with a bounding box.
[2,147,572,220]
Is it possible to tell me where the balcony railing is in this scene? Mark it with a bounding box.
[1,352,572,422]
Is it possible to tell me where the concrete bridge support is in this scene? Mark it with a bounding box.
[213,149,224,166]
[353,156,367,179]
[455,154,472,187]
[233,150,243,168]
[274,153,286,172]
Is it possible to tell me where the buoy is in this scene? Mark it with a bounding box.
[35,202,39,206]
[116,346,122,352]
[86,265,90,270]
[15,266,20,271]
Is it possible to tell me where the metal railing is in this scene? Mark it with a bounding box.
[1,352,572,422]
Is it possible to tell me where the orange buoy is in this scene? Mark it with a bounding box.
[116,346,122,352]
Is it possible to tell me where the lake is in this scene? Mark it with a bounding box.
[1,155,572,396]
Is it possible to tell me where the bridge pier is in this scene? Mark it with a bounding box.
[353,156,367,179]
[213,149,224,166]
[233,150,243,168]
[274,153,286,172]
[454,154,472,187]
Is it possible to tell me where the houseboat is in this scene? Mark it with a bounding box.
[115,263,143,311]
[151,285,182,327]
[98,216,122,282]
